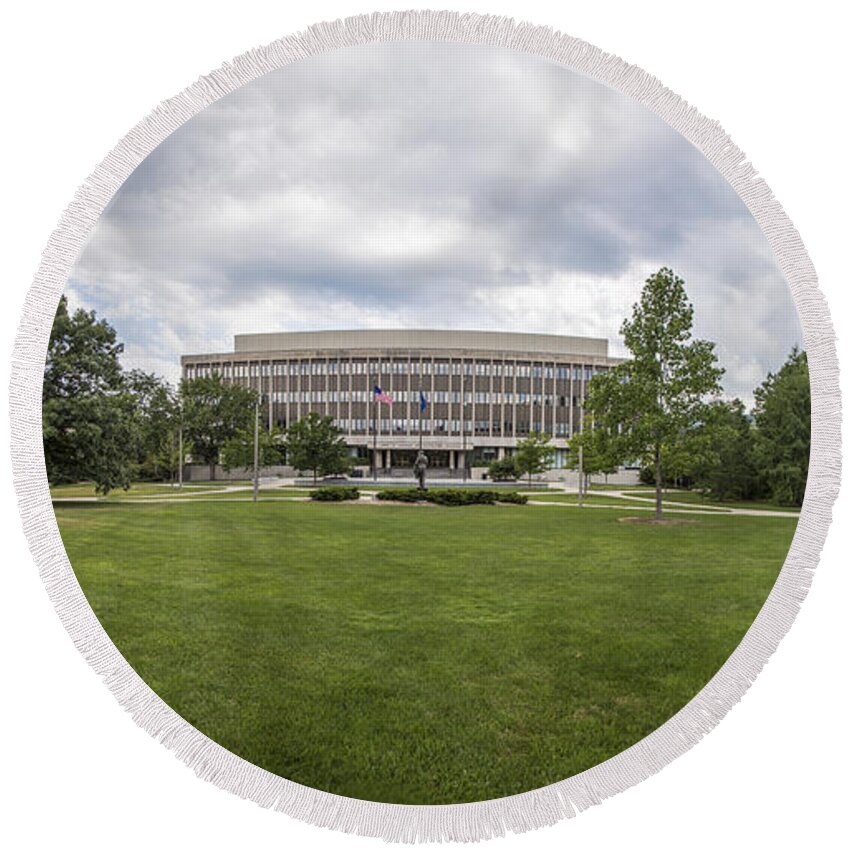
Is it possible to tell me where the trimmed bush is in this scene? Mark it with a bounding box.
[375,488,527,506]
[311,486,360,501]
[375,488,424,503]
[497,491,528,505]
[488,456,519,481]
[429,489,497,506]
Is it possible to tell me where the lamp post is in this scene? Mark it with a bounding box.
[177,422,183,490]
[252,392,267,503]
[578,443,584,507]
[252,396,260,503]
[176,395,184,490]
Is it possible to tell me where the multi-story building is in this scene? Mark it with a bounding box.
[181,329,625,473]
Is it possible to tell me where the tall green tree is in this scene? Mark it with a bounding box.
[42,296,138,493]
[584,268,724,517]
[513,431,556,486]
[285,413,352,484]
[752,348,810,506]
[567,421,619,493]
[664,399,761,501]
[125,370,180,481]
[180,374,257,479]
[220,423,286,473]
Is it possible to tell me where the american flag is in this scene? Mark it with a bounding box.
[373,385,393,407]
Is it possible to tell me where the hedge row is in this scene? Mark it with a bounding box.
[311,486,360,501]
[375,488,528,506]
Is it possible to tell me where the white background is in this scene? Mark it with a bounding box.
[1,2,847,848]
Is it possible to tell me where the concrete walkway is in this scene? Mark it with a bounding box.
[51,480,800,518]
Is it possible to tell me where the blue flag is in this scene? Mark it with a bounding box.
[419,390,428,412]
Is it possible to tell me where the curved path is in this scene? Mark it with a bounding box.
[52,482,801,518]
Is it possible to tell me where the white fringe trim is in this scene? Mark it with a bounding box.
[8,9,841,843]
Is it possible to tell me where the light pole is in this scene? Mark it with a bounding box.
[578,443,584,507]
[178,422,183,490]
[176,396,184,490]
[252,394,264,503]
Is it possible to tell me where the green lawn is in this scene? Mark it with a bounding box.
[587,483,656,491]
[163,490,310,500]
[619,490,800,513]
[50,481,298,500]
[527,493,711,509]
[55,500,795,804]
[50,481,217,499]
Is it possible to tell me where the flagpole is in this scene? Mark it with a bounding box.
[372,376,378,482]
[419,384,423,453]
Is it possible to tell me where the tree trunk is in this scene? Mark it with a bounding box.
[654,445,663,518]
[313,468,317,485]
[209,461,216,481]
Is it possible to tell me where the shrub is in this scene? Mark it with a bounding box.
[375,488,423,502]
[374,488,527,506]
[497,491,528,505]
[639,466,656,486]
[428,488,497,506]
[311,486,360,501]
[488,456,519,481]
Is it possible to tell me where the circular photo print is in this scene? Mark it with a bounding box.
[17,13,835,843]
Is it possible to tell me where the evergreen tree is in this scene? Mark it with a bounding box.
[673,399,761,501]
[753,348,810,506]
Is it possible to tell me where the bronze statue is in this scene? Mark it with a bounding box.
[413,450,429,491]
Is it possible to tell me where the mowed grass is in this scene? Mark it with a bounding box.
[527,493,708,509]
[50,481,248,499]
[55,500,796,804]
[619,490,800,513]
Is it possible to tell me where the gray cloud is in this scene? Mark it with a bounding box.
[67,41,801,406]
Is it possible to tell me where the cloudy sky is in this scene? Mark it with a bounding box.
[66,41,801,407]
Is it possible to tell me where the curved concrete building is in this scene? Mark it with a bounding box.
[181,329,625,472]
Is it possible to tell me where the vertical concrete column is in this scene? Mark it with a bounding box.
[268,359,274,431]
